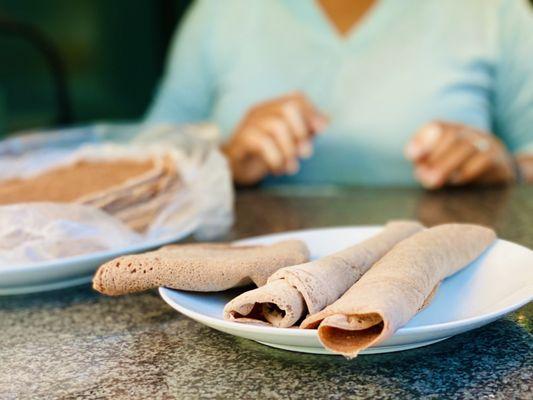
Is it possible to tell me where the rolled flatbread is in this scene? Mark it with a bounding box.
[224,221,424,327]
[301,223,496,358]
[93,240,309,296]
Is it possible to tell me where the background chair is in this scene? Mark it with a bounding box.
[0,0,191,136]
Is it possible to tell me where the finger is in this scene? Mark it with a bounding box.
[297,140,314,159]
[254,92,328,134]
[260,117,299,173]
[405,122,444,161]
[279,93,328,135]
[261,109,312,160]
[243,129,285,174]
[252,93,326,157]
[232,156,269,186]
[416,141,476,188]
[279,100,308,142]
[276,102,316,158]
[424,128,459,166]
[450,152,493,185]
[288,92,329,133]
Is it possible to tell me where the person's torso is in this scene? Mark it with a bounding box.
[208,0,500,185]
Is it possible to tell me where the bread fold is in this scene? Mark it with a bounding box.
[301,224,496,358]
[224,221,424,327]
[93,239,309,296]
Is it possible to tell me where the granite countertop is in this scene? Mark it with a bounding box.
[1,186,532,399]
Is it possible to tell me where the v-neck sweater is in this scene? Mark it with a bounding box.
[147,0,533,185]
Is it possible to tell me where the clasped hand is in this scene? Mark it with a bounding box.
[223,93,515,188]
[404,121,515,189]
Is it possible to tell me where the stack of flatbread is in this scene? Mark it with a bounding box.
[0,152,181,232]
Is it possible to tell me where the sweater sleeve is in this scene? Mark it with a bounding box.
[493,0,533,155]
[145,0,216,124]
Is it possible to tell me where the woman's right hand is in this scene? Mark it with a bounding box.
[222,92,328,185]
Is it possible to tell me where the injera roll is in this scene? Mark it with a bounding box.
[301,223,496,358]
[223,221,424,327]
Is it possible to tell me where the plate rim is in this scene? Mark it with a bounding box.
[0,275,94,295]
[0,226,194,275]
[159,283,531,337]
[256,337,450,355]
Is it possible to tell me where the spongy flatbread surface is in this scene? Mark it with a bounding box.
[93,240,310,296]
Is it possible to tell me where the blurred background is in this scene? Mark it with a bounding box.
[0,0,192,136]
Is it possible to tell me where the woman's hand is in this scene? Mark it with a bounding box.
[222,92,328,185]
[405,121,516,189]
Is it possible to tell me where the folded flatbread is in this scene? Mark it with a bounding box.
[79,153,179,211]
[0,150,185,232]
[110,179,181,232]
[93,240,309,296]
[0,159,157,204]
[223,221,424,327]
[301,223,496,358]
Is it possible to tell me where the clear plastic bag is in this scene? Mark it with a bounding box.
[0,123,234,267]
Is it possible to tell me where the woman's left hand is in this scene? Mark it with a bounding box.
[405,121,516,189]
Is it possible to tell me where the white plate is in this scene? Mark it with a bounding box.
[159,226,533,355]
[0,228,194,295]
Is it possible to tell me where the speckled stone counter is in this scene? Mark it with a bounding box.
[1,186,532,399]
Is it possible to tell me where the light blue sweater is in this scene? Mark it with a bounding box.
[147,0,533,185]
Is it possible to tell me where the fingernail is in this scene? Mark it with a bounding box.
[416,167,440,188]
[405,143,422,160]
[298,142,313,158]
[312,115,329,133]
[423,123,442,146]
[423,171,441,188]
[449,171,461,184]
[288,160,300,175]
[407,123,442,160]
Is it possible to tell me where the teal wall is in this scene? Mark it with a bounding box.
[0,0,190,135]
